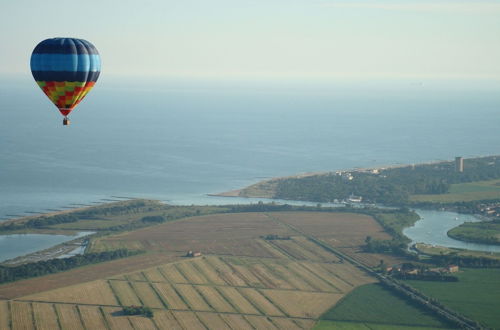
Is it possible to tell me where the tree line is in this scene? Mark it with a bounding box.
[0,249,141,284]
[272,156,500,205]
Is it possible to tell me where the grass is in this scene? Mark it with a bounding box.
[375,212,420,237]
[414,243,500,260]
[238,179,279,198]
[411,179,500,202]
[319,283,451,328]
[315,320,450,329]
[447,220,500,245]
[50,218,128,230]
[403,268,500,329]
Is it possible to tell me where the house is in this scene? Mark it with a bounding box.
[186,251,202,257]
[447,265,459,273]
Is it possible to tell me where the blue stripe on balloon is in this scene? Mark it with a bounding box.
[30,54,101,72]
[32,38,99,55]
[31,70,100,82]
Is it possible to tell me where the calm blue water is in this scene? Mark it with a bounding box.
[2,75,499,219]
[1,76,500,257]
[0,231,93,263]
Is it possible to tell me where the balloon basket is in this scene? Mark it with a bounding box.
[63,118,70,126]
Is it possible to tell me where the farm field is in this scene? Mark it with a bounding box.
[89,212,295,257]
[1,252,375,328]
[269,212,391,246]
[315,320,451,330]
[411,179,500,202]
[0,252,179,299]
[0,210,445,329]
[403,268,500,329]
[90,211,407,268]
[319,283,452,329]
[268,212,413,267]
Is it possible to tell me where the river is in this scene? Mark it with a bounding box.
[405,209,500,253]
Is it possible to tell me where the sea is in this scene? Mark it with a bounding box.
[1,75,499,259]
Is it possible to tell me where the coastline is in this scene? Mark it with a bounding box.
[211,162,440,199]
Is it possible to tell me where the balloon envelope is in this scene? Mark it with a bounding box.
[30,38,101,117]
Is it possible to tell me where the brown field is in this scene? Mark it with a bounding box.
[196,312,232,330]
[262,289,342,318]
[284,262,335,292]
[32,303,59,330]
[220,313,254,330]
[153,310,182,329]
[271,317,304,329]
[0,252,179,299]
[142,267,168,282]
[110,280,142,306]
[298,262,351,292]
[91,213,294,257]
[175,284,213,311]
[245,314,279,329]
[131,281,165,308]
[239,288,285,316]
[196,285,236,313]
[260,259,316,291]
[54,304,84,330]
[10,301,33,330]
[295,319,317,329]
[256,239,292,258]
[217,286,261,315]
[23,279,118,306]
[320,262,376,288]
[191,258,228,285]
[102,306,135,330]
[172,310,207,330]
[205,256,248,286]
[247,261,295,290]
[3,210,393,330]
[270,238,321,260]
[158,263,190,283]
[78,305,109,329]
[125,271,147,282]
[176,261,210,284]
[153,283,188,310]
[271,212,390,247]
[0,300,10,329]
[128,315,158,329]
[219,257,264,287]
[292,237,341,262]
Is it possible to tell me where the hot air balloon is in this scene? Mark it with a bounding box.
[30,38,101,125]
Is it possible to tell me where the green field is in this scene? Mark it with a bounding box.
[315,320,450,330]
[317,284,451,329]
[411,179,500,202]
[45,205,228,231]
[414,243,500,260]
[447,220,500,245]
[404,268,500,329]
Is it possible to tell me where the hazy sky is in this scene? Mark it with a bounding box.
[1,0,499,80]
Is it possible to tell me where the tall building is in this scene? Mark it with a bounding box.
[455,156,464,173]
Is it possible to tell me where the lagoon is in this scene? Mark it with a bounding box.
[405,210,500,253]
[0,231,93,263]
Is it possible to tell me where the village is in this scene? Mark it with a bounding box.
[386,262,460,282]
